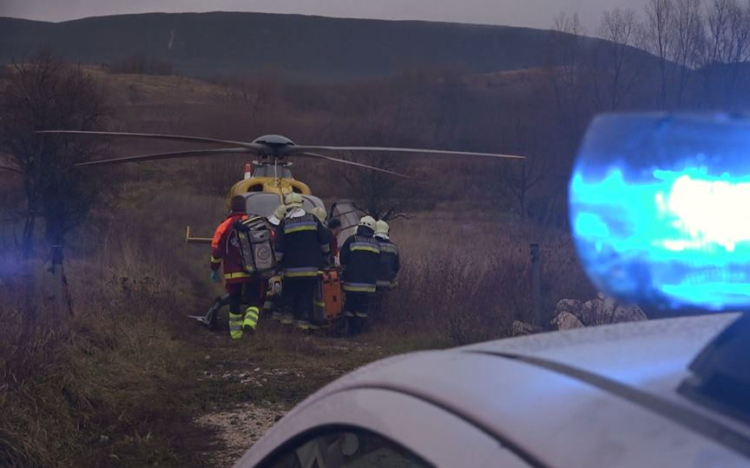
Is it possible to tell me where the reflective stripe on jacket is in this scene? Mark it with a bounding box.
[376,238,400,288]
[340,227,380,293]
[276,212,331,275]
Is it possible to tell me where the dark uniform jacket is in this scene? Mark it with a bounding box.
[340,226,381,293]
[276,211,331,279]
[375,237,400,288]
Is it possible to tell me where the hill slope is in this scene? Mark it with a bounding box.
[0,12,656,82]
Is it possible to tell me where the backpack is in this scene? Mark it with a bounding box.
[234,216,277,276]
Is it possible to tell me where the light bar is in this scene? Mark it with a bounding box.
[570,113,750,312]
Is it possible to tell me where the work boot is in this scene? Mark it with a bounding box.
[243,307,259,333]
[271,310,283,321]
[228,312,244,340]
[295,320,311,331]
[281,313,294,326]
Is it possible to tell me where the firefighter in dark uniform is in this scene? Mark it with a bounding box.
[340,216,381,334]
[266,203,288,321]
[276,193,331,331]
[210,195,263,340]
[373,220,400,319]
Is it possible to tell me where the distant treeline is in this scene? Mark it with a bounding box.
[550,0,750,111]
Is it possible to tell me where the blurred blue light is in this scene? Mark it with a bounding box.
[570,113,750,312]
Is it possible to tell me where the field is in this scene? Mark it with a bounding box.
[0,66,594,467]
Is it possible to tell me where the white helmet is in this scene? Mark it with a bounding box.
[268,204,287,226]
[310,207,327,223]
[375,220,390,238]
[284,192,303,208]
[358,216,377,231]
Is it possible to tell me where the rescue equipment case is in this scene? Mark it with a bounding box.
[314,269,343,321]
[235,216,277,277]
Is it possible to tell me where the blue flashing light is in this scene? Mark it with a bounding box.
[570,113,750,312]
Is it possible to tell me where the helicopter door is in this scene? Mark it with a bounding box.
[329,200,364,246]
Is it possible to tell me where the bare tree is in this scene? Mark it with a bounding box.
[595,8,645,110]
[339,155,421,221]
[0,52,111,330]
[495,118,548,219]
[0,52,111,257]
[702,0,750,105]
[672,0,705,106]
[547,13,589,112]
[645,0,676,107]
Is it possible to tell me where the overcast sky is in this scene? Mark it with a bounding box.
[0,0,651,31]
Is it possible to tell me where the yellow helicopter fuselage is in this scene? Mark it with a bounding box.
[226,176,311,205]
[224,162,312,208]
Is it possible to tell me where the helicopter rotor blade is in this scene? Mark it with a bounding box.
[298,152,414,179]
[37,130,262,150]
[75,147,253,167]
[289,145,525,160]
[0,165,21,174]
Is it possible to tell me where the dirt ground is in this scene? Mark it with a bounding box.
[178,319,437,467]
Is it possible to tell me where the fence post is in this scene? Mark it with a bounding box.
[530,243,542,325]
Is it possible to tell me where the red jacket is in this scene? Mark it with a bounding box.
[210,211,250,284]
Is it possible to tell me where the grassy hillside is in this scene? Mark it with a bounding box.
[0,12,659,82]
[0,62,594,466]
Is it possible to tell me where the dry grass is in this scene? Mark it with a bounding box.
[384,215,593,345]
[0,67,599,466]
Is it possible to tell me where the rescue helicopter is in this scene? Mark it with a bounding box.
[38,130,524,329]
[39,130,524,239]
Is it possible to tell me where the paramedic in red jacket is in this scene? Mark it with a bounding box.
[210,195,263,340]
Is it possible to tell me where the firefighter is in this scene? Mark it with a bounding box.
[211,195,263,340]
[276,193,331,331]
[340,216,381,334]
[373,220,400,321]
[374,220,400,289]
[266,203,288,321]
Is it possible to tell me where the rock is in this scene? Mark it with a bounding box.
[577,300,598,326]
[612,304,648,323]
[554,293,648,328]
[553,311,585,330]
[600,295,618,321]
[511,320,542,337]
[556,299,582,314]
[100,435,109,443]
[204,355,211,361]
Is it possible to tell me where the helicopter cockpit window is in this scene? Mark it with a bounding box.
[245,193,283,217]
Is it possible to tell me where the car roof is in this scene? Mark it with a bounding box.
[290,314,750,467]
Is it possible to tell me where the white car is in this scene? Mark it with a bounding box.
[235,313,750,468]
